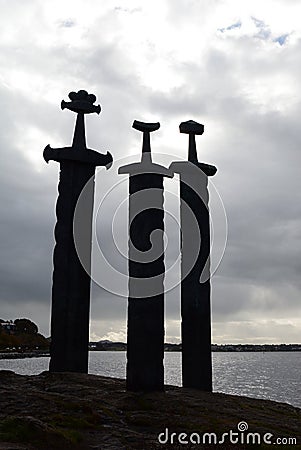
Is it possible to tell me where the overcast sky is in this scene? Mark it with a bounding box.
[0,0,300,344]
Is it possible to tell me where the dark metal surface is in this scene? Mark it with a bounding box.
[119,121,172,391]
[45,90,112,373]
[170,120,217,391]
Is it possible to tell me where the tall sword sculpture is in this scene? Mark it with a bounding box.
[119,121,173,391]
[44,90,113,373]
[170,120,217,391]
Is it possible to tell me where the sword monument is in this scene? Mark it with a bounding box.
[44,90,112,373]
[119,120,173,391]
[170,120,217,391]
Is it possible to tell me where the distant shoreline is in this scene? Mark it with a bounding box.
[0,352,50,360]
[1,343,301,360]
[88,342,301,352]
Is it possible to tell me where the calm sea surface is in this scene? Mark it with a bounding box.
[1,352,300,408]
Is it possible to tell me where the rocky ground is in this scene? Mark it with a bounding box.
[0,370,300,449]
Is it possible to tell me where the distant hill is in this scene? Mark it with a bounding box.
[89,341,301,352]
[1,320,300,354]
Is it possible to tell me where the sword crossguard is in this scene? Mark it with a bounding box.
[43,144,113,169]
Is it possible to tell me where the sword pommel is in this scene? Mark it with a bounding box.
[133,121,160,133]
[180,120,204,135]
[61,90,101,115]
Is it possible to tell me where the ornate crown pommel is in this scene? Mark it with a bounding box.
[61,90,101,114]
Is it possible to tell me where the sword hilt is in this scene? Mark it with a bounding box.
[133,120,160,161]
[119,120,172,177]
[179,120,204,164]
[44,90,113,169]
[179,120,217,176]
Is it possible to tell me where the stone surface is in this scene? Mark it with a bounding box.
[0,371,300,449]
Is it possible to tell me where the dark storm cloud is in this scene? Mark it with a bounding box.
[0,91,55,332]
[0,0,300,342]
[0,2,150,335]
[133,29,301,342]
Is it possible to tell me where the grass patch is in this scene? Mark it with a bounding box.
[0,417,35,442]
[56,428,83,444]
[0,416,83,447]
[49,413,91,429]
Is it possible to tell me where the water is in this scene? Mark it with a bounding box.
[1,352,300,408]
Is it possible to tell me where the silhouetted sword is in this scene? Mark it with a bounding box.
[170,120,217,391]
[44,90,112,373]
[119,120,173,391]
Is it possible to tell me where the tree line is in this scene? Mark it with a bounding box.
[0,318,49,352]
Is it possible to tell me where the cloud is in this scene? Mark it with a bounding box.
[0,0,301,344]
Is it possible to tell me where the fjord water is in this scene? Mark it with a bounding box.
[1,351,300,408]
